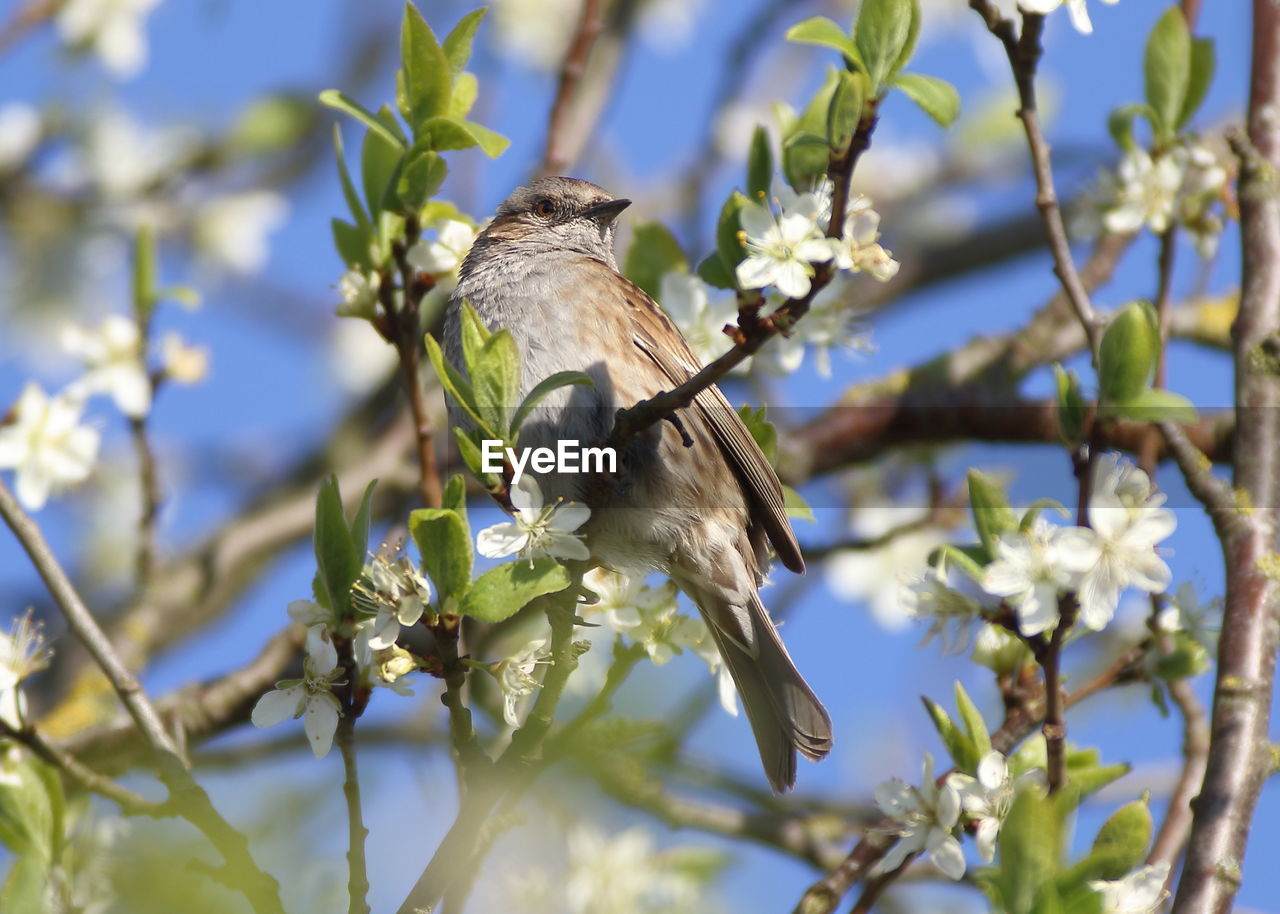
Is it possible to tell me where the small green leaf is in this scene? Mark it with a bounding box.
[1064,753,1130,799]
[1020,498,1069,532]
[967,469,1018,555]
[697,252,737,290]
[459,559,573,622]
[401,3,453,129]
[736,405,778,464]
[1152,632,1210,679]
[419,116,511,157]
[333,125,372,232]
[1143,6,1192,140]
[362,109,407,218]
[1105,387,1198,424]
[990,789,1066,914]
[449,71,479,118]
[1061,799,1152,887]
[426,333,488,434]
[854,0,915,93]
[1106,103,1159,153]
[890,0,922,80]
[923,696,974,772]
[350,480,378,562]
[442,474,468,516]
[784,16,863,69]
[314,476,361,616]
[319,90,407,150]
[931,543,988,582]
[1053,364,1086,444]
[892,72,960,127]
[410,508,473,600]
[132,225,157,317]
[827,70,865,153]
[954,681,992,762]
[783,485,814,522]
[442,8,487,75]
[1177,37,1215,129]
[453,427,489,481]
[472,329,522,438]
[623,221,688,298]
[398,147,448,210]
[782,68,841,189]
[715,191,751,274]
[1099,301,1160,404]
[512,371,595,435]
[0,857,48,914]
[332,218,371,270]
[746,126,773,199]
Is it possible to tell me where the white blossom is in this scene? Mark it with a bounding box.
[1157,581,1220,652]
[79,109,199,203]
[352,554,432,661]
[489,0,581,71]
[477,476,590,562]
[947,750,1046,861]
[497,635,552,726]
[827,507,949,630]
[563,825,707,914]
[336,269,381,320]
[56,0,164,79]
[1101,148,1184,236]
[194,190,288,275]
[0,611,53,729]
[902,555,986,653]
[159,332,210,385]
[875,752,967,880]
[658,272,741,370]
[735,194,834,299]
[1089,862,1170,914]
[406,219,477,290]
[1175,143,1228,258]
[1012,0,1118,35]
[0,383,100,510]
[1072,455,1176,631]
[756,287,872,378]
[831,196,899,282]
[971,623,1033,676]
[0,103,41,172]
[250,653,344,758]
[61,315,150,418]
[981,518,1094,636]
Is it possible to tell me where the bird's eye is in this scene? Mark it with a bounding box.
[533,198,555,218]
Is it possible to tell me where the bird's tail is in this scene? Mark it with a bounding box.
[696,591,833,793]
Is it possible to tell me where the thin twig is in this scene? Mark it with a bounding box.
[540,0,605,177]
[969,1,1101,356]
[337,715,371,914]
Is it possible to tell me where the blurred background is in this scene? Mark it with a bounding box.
[0,0,1267,911]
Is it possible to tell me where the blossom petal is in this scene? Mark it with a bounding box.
[477,522,528,558]
[303,695,340,758]
[251,685,304,728]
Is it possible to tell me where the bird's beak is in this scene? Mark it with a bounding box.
[583,197,632,225]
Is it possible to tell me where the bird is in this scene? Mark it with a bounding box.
[444,175,832,791]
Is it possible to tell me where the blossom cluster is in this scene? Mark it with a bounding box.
[337,217,478,320]
[0,315,208,510]
[904,455,1176,646]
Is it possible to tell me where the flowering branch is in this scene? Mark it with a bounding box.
[968,1,1102,357]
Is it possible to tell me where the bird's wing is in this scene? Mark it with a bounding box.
[580,257,804,573]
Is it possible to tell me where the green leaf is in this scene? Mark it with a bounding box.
[512,371,596,435]
[931,543,988,582]
[746,126,773,199]
[459,559,573,622]
[442,8,487,75]
[472,329,522,438]
[697,252,737,290]
[1060,799,1152,889]
[954,681,992,762]
[1099,301,1160,404]
[425,333,489,435]
[892,72,960,127]
[361,115,406,219]
[350,481,377,563]
[1177,37,1215,129]
[332,218,371,270]
[449,71,479,118]
[1053,364,1086,444]
[1143,6,1192,140]
[401,3,453,129]
[132,225,157,317]
[1020,498,1069,532]
[1065,752,1130,799]
[319,90,407,150]
[623,221,688,298]
[1152,632,1210,679]
[783,485,814,522]
[1105,387,1199,424]
[314,476,361,616]
[827,70,865,153]
[989,788,1065,914]
[715,191,751,274]
[782,68,841,189]
[459,298,492,364]
[419,116,511,157]
[410,508,473,601]
[398,147,448,210]
[0,856,49,914]
[967,469,1018,555]
[784,17,863,69]
[442,474,468,516]
[854,0,915,93]
[890,0,922,80]
[454,427,489,480]
[332,125,372,233]
[923,696,974,772]
[736,405,778,464]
